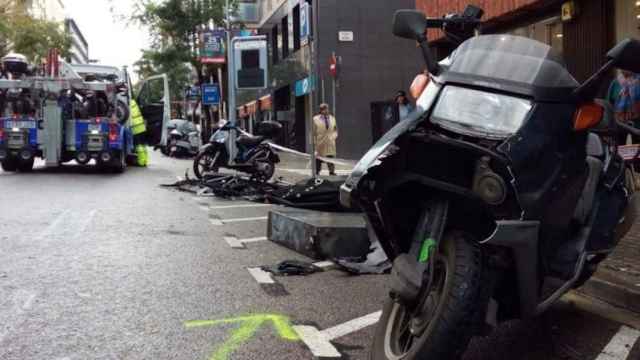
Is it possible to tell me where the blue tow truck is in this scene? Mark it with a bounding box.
[0,54,170,172]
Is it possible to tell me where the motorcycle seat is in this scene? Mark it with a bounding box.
[237,134,266,147]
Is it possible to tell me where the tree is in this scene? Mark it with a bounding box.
[0,1,71,63]
[124,0,237,137]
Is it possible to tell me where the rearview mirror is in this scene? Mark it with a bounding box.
[607,39,640,73]
[393,10,427,41]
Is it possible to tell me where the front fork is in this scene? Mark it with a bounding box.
[390,200,449,305]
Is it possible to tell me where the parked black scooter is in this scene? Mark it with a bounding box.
[162,119,201,158]
[193,120,281,181]
[341,6,640,360]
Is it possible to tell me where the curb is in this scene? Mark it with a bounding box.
[578,272,640,314]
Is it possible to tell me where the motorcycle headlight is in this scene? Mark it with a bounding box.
[431,86,532,139]
[212,131,228,144]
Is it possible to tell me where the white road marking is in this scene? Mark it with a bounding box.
[74,210,96,240]
[209,203,272,210]
[225,236,244,249]
[294,311,382,358]
[199,205,209,212]
[221,216,268,224]
[293,325,342,358]
[36,210,71,240]
[596,325,640,360]
[210,218,223,226]
[322,311,382,340]
[247,267,275,284]
[225,236,268,249]
[21,293,36,311]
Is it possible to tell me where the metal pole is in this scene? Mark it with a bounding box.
[308,0,319,178]
[226,0,236,126]
[226,0,238,164]
[217,67,225,120]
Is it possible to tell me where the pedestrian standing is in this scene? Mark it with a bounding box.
[608,70,640,145]
[313,103,338,176]
[395,90,415,121]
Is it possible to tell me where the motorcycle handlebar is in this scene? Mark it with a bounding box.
[425,17,482,28]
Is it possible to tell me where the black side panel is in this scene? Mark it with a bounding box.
[498,103,587,221]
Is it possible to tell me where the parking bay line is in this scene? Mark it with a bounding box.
[210,216,268,226]
[225,236,268,249]
[247,267,275,284]
[596,325,640,360]
[294,311,383,358]
[209,203,272,210]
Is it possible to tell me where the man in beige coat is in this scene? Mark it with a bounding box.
[313,103,338,176]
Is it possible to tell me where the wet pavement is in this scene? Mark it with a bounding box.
[1,151,639,360]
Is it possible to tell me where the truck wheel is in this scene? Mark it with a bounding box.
[111,150,127,174]
[370,231,485,360]
[17,158,34,172]
[1,157,18,172]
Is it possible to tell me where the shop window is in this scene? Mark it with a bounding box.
[282,15,290,59]
[293,4,301,51]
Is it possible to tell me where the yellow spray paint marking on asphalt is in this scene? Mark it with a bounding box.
[185,314,300,360]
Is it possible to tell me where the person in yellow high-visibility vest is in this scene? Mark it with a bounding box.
[130,99,148,167]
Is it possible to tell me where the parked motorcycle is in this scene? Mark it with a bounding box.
[340,6,640,360]
[162,119,201,157]
[193,120,281,181]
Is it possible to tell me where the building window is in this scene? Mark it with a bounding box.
[281,15,290,59]
[293,4,301,51]
[271,25,279,64]
[615,0,640,43]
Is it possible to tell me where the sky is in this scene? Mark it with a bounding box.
[63,0,152,82]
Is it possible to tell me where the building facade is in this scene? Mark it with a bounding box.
[417,0,640,83]
[238,0,421,159]
[64,18,89,64]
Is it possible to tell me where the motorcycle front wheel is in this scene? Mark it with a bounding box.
[371,231,484,360]
[193,149,223,179]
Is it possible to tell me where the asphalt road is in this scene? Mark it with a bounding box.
[1,151,639,360]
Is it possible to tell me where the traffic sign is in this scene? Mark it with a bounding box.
[300,2,310,45]
[202,84,221,105]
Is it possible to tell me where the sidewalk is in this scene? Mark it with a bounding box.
[579,221,640,313]
[274,152,354,183]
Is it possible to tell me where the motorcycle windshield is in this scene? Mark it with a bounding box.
[444,35,579,100]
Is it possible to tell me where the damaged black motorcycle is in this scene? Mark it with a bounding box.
[340,7,640,360]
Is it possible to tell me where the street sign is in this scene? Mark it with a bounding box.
[186,85,201,99]
[295,76,315,97]
[202,84,221,105]
[233,37,268,89]
[199,30,227,64]
[300,2,310,45]
[338,31,354,42]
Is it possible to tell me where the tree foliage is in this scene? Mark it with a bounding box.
[127,0,236,100]
[0,1,71,63]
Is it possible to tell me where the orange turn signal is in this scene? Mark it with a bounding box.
[574,103,603,131]
[410,72,430,100]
